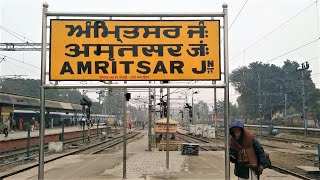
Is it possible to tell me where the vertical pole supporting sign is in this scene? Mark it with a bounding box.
[166,87,170,170]
[123,81,127,179]
[223,3,230,180]
[39,3,48,180]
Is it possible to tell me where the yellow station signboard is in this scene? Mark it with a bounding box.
[50,20,220,81]
[154,124,177,134]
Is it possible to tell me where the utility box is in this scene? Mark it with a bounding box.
[195,124,204,136]
[181,143,199,156]
[48,142,63,152]
[202,125,210,138]
[189,125,196,135]
[207,127,216,139]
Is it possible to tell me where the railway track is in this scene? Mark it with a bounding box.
[266,136,318,146]
[80,132,140,155]
[216,133,318,147]
[271,165,314,180]
[0,136,82,165]
[0,130,120,166]
[0,131,140,179]
[177,132,211,143]
[176,132,211,151]
[0,129,119,157]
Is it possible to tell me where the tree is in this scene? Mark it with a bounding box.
[215,100,239,119]
[230,60,320,120]
[194,101,209,121]
[101,89,125,116]
[0,78,90,103]
[0,78,40,97]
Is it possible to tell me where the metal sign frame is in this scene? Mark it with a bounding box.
[39,3,229,180]
[49,19,221,81]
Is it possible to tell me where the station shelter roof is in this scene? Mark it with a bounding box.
[0,92,82,111]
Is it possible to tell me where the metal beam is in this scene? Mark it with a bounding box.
[245,124,320,132]
[0,43,49,51]
[46,12,224,17]
[43,84,226,89]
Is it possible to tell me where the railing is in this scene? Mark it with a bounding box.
[244,124,320,132]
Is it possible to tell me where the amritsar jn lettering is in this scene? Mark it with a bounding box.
[49,20,220,81]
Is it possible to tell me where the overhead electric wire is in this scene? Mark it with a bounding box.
[0,26,26,42]
[169,81,196,95]
[311,72,320,77]
[229,0,250,31]
[221,0,250,43]
[264,38,319,64]
[1,60,37,76]
[229,1,320,112]
[0,25,36,43]
[232,37,320,78]
[305,56,319,62]
[280,56,319,75]
[230,1,320,86]
[230,1,318,62]
[0,25,39,52]
[0,54,40,69]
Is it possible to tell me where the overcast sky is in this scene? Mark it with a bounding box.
[0,0,319,110]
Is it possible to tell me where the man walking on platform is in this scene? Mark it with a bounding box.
[229,121,268,180]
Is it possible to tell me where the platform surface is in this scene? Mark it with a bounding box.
[5,130,301,180]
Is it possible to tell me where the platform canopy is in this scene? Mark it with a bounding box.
[155,118,179,125]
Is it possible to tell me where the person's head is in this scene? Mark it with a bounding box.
[32,117,35,120]
[231,127,242,140]
[230,121,244,140]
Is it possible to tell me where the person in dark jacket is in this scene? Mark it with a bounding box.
[229,121,267,180]
[3,121,9,137]
[30,117,36,132]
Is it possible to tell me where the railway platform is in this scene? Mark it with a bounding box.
[0,125,112,142]
[0,125,116,151]
[3,129,302,180]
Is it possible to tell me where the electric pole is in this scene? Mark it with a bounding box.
[148,81,152,151]
[258,73,262,139]
[160,85,163,118]
[284,94,287,126]
[185,94,188,124]
[191,89,198,125]
[297,62,309,137]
